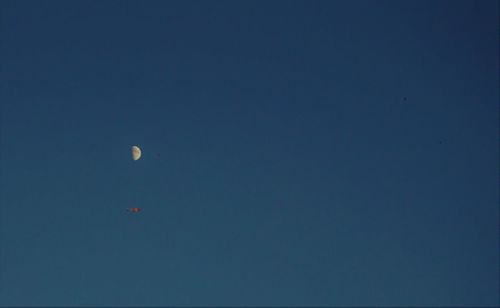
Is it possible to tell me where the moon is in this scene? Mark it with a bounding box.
[131,145,142,161]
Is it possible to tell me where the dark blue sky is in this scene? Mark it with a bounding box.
[0,0,498,306]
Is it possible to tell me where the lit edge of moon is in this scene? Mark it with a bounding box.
[132,145,142,161]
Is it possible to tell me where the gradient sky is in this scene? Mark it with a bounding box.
[0,0,498,306]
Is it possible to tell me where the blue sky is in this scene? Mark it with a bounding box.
[0,0,498,306]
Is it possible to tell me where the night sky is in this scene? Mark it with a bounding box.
[0,0,498,306]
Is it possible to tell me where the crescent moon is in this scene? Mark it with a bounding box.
[131,146,142,161]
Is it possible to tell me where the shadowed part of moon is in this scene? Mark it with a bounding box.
[132,146,142,160]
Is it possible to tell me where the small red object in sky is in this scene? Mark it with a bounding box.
[127,207,141,213]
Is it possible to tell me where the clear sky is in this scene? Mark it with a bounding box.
[0,0,498,306]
